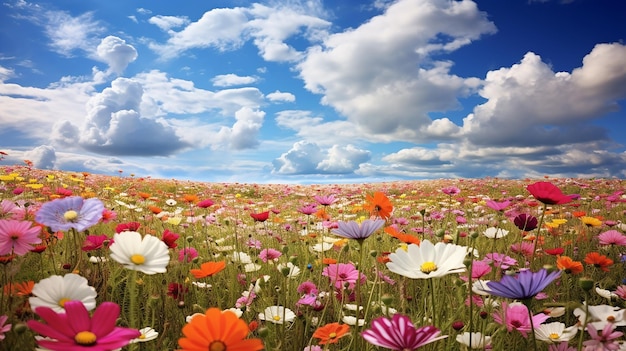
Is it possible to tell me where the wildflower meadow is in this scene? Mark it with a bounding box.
[0,163,625,351]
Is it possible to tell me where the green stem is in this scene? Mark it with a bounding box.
[523,299,538,351]
[530,204,547,268]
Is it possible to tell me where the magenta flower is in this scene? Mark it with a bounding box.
[582,323,623,350]
[196,199,214,208]
[598,230,626,246]
[259,248,281,263]
[81,234,111,252]
[36,196,104,232]
[27,300,141,351]
[314,195,337,206]
[527,181,572,205]
[0,315,11,341]
[441,186,460,196]
[0,219,42,256]
[484,268,560,300]
[298,204,318,215]
[485,199,511,211]
[492,302,549,338]
[322,263,365,290]
[331,219,385,241]
[177,247,198,263]
[361,314,447,350]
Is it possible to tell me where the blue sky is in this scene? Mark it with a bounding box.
[1,0,626,184]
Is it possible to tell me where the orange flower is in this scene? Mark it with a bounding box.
[556,256,583,275]
[572,211,586,218]
[313,322,350,345]
[322,257,337,265]
[183,194,199,204]
[190,261,226,279]
[385,226,420,245]
[584,252,614,272]
[364,192,393,220]
[138,192,151,200]
[315,207,330,221]
[148,205,162,214]
[178,308,264,351]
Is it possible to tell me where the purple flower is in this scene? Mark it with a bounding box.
[331,219,385,241]
[361,314,447,350]
[36,196,104,232]
[513,213,538,231]
[484,268,560,300]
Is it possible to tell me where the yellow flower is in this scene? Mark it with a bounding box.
[26,183,43,189]
[580,216,602,227]
[166,216,182,225]
[0,174,16,181]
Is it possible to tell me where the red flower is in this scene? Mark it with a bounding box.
[526,182,572,205]
[584,252,613,272]
[162,229,179,249]
[250,211,269,222]
[115,221,140,233]
[544,247,564,256]
[167,283,188,300]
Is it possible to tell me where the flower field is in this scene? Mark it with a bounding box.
[0,165,625,350]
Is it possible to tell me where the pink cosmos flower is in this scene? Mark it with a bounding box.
[178,247,198,263]
[460,260,492,282]
[492,302,550,338]
[196,199,214,208]
[486,199,511,211]
[0,315,11,341]
[483,252,517,270]
[0,200,20,220]
[322,263,365,290]
[442,186,460,196]
[259,248,281,263]
[298,204,318,215]
[582,323,623,350]
[510,241,535,258]
[314,195,337,206]
[297,281,318,295]
[81,234,111,251]
[598,230,626,246]
[0,219,42,256]
[27,300,141,351]
[361,314,447,350]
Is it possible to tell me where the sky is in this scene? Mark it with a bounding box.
[1,0,626,184]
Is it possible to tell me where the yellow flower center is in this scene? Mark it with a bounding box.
[138,334,146,339]
[64,210,78,221]
[549,333,560,340]
[58,297,71,307]
[273,315,281,321]
[74,331,97,345]
[420,261,437,274]
[607,315,615,322]
[209,340,226,351]
[329,332,337,339]
[130,254,145,265]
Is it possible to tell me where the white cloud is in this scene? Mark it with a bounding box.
[216,107,265,150]
[266,90,295,102]
[95,36,138,75]
[297,0,495,141]
[148,15,189,32]
[24,145,56,169]
[272,141,370,175]
[43,10,103,56]
[212,74,258,87]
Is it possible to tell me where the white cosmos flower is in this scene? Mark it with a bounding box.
[277,262,301,278]
[483,227,509,239]
[29,274,97,313]
[534,322,577,344]
[109,231,170,275]
[386,240,468,279]
[341,315,365,326]
[456,332,491,349]
[130,327,159,343]
[258,306,296,324]
[573,303,626,330]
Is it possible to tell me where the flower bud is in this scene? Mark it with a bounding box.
[579,277,594,291]
[381,294,394,306]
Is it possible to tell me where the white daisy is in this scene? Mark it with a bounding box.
[534,322,577,344]
[386,240,468,279]
[483,227,509,239]
[277,262,301,279]
[456,332,491,349]
[29,273,97,313]
[258,306,296,324]
[109,231,170,275]
[130,327,159,343]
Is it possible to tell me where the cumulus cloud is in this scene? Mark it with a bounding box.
[24,145,56,169]
[95,36,138,75]
[272,141,370,174]
[266,90,295,102]
[148,15,189,32]
[212,74,257,87]
[216,107,265,150]
[79,77,190,155]
[297,0,495,141]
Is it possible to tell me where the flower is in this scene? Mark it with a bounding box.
[598,230,626,246]
[178,247,198,263]
[81,234,111,251]
[527,181,572,205]
[331,219,385,241]
[259,248,282,263]
[196,199,214,208]
[514,213,538,231]
[27,300,141,351]
[386,240,468,279]
[277,261,301,279]
[362,314,447,350]
[483,268,560,300]
[29,273,97,313]
[442,186,460,196]
[250,211,269,222]
[115,222,140,233]
[167,283,188,300]
[312,323,350,345]
[35,196,104,232]
[322,262,365,290]
[584,252,614,272]
[556,256,584,275]
[109,231,170,275]
[190,261,226,279]
[534,322,578,344]
[258,306,296,324]
[364,192,393,219]
[179,308,264,350]
[0,219,42,256]
[483,227,509,239]
[486,199,511,211]
[161,229,179,249]
[582,323,623,350]
[492,302,550,338]
[573,303,626,330]
[0,315,11,341]
[314,195,337,206]
[130,327,158,343]
[456,332,491,349]
[298,203,318,215]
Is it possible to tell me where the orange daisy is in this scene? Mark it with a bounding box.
[183,194,199,204]
[556,256,583,275]
[584,252,614,272]
[364,191,393,220]
[385,226,420,245]
[190,261,227,279]
[313,322,350,345]
[178,308,263,351]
